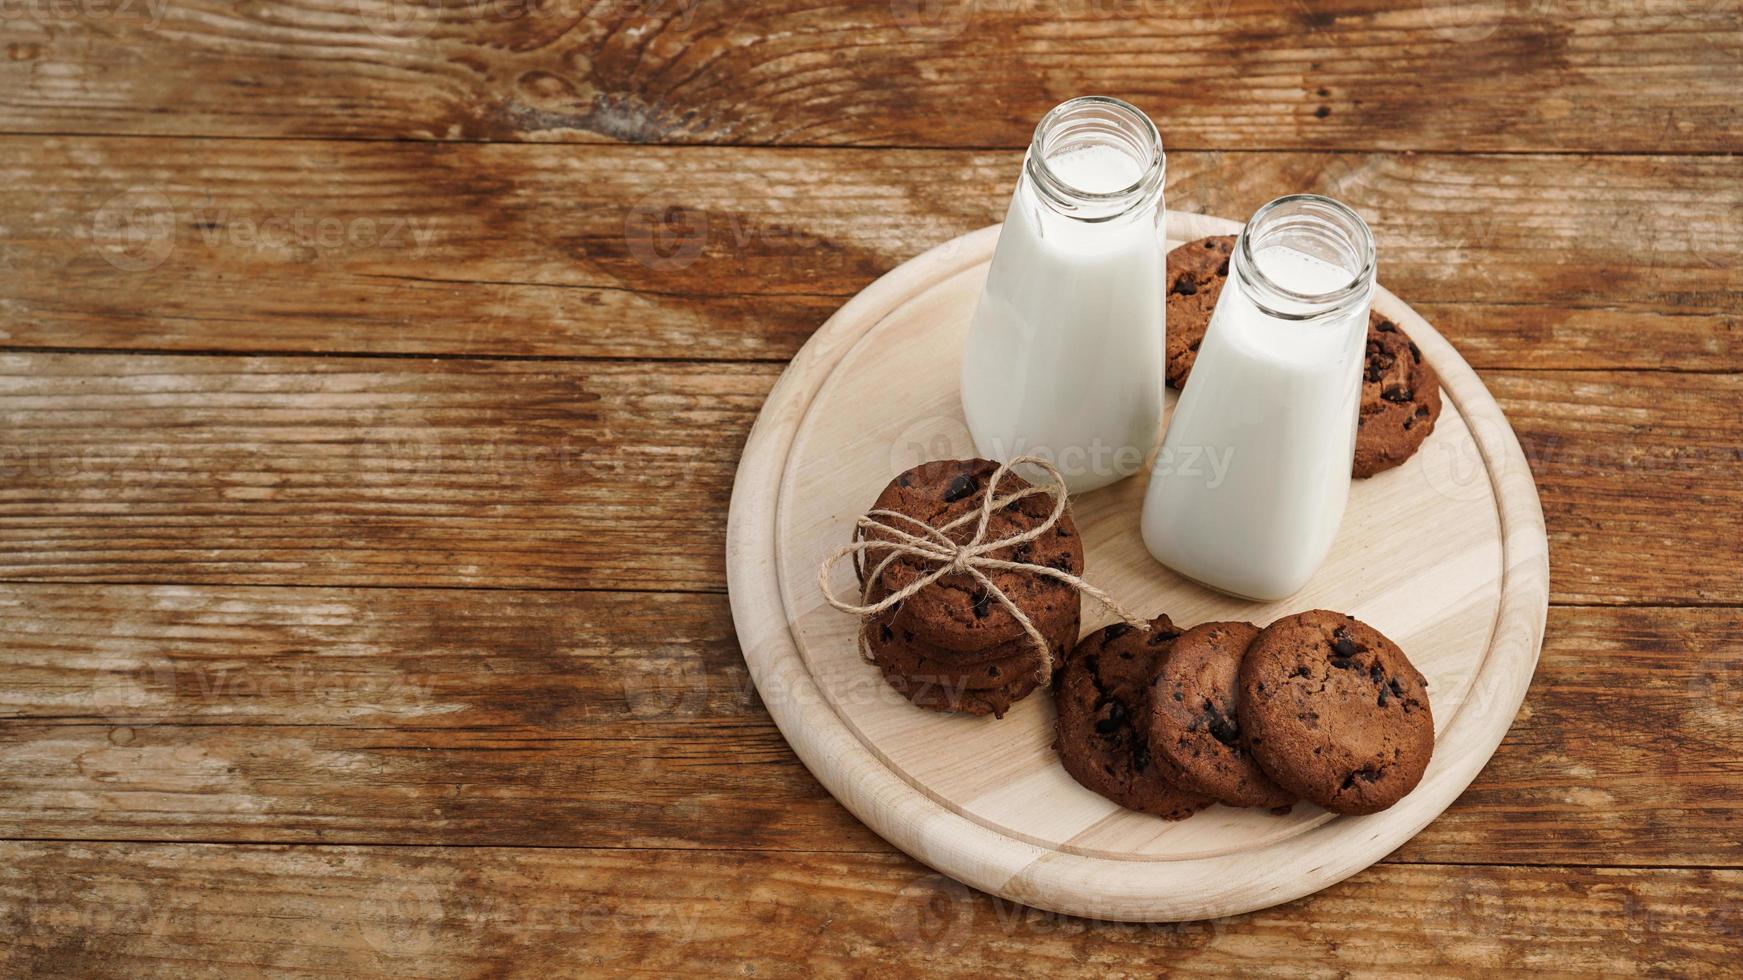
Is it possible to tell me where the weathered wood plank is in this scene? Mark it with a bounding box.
[1491,370,1743,605]
[0,842,1735,977]
[0,355,1736,602]
[0,354,768,591]
[3,138,1736,367]
[1,585,1737,867]
[1412,604,1743,867]
[0,1,1737,153]
[0,584,879,853]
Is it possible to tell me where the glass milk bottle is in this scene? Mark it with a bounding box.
[1141,194,1376,600]
[961,96,1166,494]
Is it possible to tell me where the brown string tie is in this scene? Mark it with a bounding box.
[818,455,1149,684]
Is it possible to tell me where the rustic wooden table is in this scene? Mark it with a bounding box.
[0,1,1738,975]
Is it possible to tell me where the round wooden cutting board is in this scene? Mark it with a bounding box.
[726,212,1549,922]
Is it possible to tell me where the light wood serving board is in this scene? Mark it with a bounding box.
[726,212,1549,921]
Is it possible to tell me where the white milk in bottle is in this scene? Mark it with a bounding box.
[961,96,1167,494]
[1141,195,1376,600]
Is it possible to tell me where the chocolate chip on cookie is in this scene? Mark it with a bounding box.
[865,602,1077,694]
[1148,621,1295,809]
[1164,235,1236,389]
[1237,611,1433,815]
[879,662,1042,719]
[862,459,1083,653]
[1354,312,1443,478]
[1055,616,1213,820]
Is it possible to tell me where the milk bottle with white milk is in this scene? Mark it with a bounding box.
[1141,195,1376,600]
[961,97,1167,494]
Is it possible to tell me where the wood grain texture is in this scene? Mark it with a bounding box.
[0,354,1735,603]
[0,842,1737,978]
[1421,604,1743,868]
[2,138,1735,366]
[0,586,1736,868]
[0,353,770,591]
[1494,370,1743,605]
[0,583,880,852]
[0,0,1731,960]
[0,583,1724,870]
[0,1,1737,153]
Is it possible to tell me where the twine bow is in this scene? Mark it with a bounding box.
[818,455,1149,684]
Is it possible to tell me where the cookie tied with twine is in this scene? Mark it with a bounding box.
[818,456,1150,685]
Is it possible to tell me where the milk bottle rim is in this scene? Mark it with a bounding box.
[1234,194,1377,321]
[1024,96,1166,223]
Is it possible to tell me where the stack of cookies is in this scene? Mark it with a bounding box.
[857,458,1084,718]
[1164,235,1445,478]
[1056,609,1434,817]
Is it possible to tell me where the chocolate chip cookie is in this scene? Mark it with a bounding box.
[1148,621,1295,809]
[1163,235,1235,389]
[1054,617,1213,820]
[1237,611,1433,815]
[862,459,1083,653]
[879,662,1042,719]
[865,602,1077,692]
[1355,312,1443,478]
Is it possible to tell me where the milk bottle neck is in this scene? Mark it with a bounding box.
[1230,194,1376,323]
[1021,96,1165,224]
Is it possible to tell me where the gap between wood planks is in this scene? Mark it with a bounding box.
[3,129,1742,156]
[0,346,1736,375]
[0,834,1738,873]
[0,575,1739,610]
